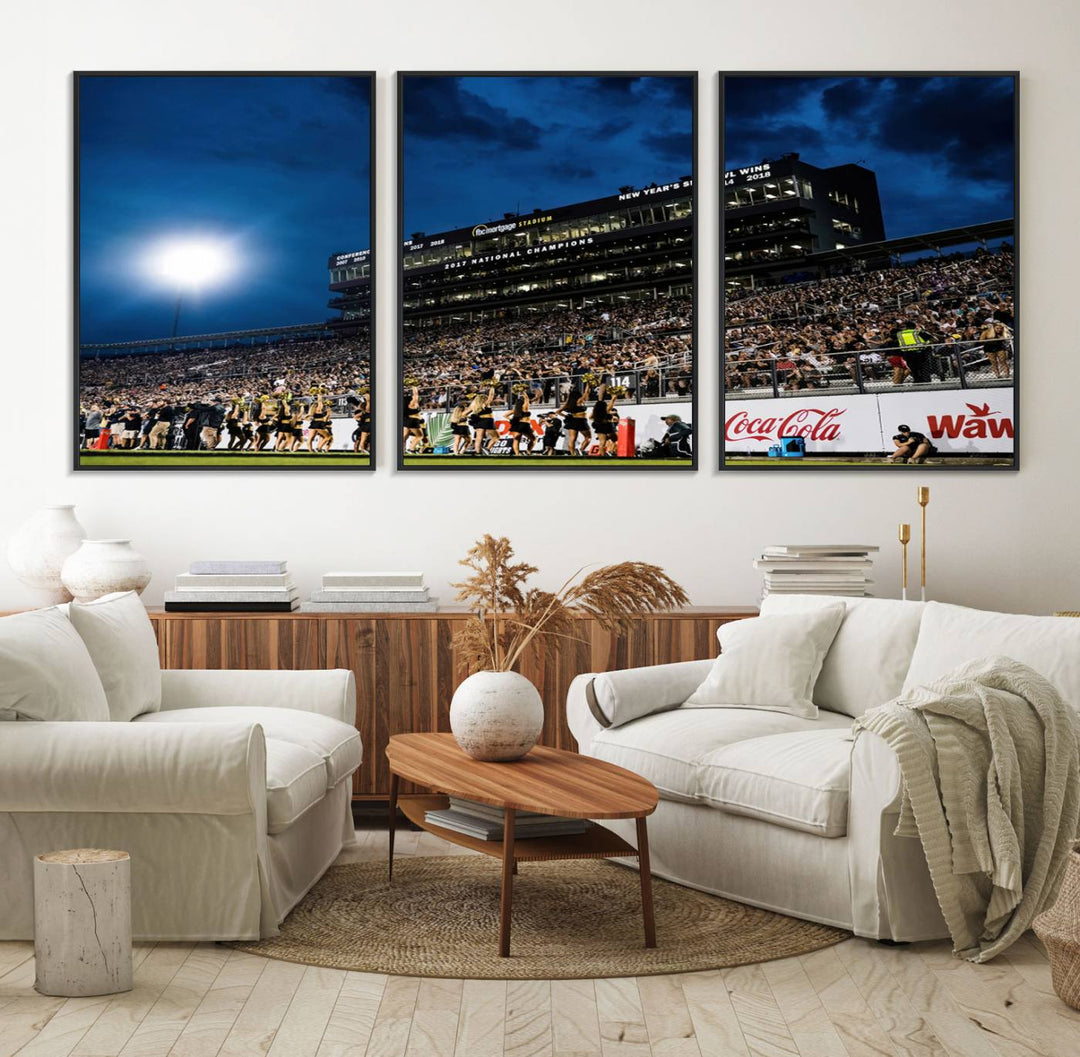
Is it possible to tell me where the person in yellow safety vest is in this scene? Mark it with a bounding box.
[892,324,936,383]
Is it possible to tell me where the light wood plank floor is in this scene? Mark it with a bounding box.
[3,825,1078,1057]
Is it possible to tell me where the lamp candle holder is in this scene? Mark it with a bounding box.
[917,486,930,602]
[898,522,911,601]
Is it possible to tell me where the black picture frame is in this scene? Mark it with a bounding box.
[719,71,1019,472]
[73,70,377,472]
[396,71,698,472]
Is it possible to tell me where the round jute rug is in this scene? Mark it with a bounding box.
[232,856,849,979]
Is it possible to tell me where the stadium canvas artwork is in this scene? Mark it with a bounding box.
[75,72,374,470]
[398,73,696,470]
[722,73,1018,469]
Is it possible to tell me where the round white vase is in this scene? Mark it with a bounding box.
[449,670,545,762]
[61,540,152,603]
[6,505,88,605]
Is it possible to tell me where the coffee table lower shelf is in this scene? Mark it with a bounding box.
[390,793,656,957]
[398,795,638,861]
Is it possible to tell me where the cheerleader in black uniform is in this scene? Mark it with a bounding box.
[449,399,471,456]
[352,394,371,454]
[508,391,534,456]
[468,387,497,455]
[606,400,621,457]
[590,385,614,457]
[274,399,293,451]
[306,396,333,452]
[225,401,246,450]
[253,400,272,451]
[402,386,424,454]
[557,383,591,456]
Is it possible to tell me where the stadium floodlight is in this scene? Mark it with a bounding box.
[148,237,236,337]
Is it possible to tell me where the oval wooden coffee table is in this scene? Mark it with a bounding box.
[386,732,659,958]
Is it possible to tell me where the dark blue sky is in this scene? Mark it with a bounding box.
[403,75,693,236]
[724,75,1015,239]
[79,74,371,344]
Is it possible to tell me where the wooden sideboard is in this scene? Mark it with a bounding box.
[144,607,757,799]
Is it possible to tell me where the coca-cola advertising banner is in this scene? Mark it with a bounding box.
[725,394,883,453]
[726,388,1014,456]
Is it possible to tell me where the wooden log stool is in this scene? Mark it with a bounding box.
[33,849,133,997]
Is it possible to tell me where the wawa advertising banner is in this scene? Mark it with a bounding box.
[725,388,1014,455]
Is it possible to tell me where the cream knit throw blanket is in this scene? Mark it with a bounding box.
[855,656,1080,962]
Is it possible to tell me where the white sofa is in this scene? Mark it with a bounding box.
[0,595,361,941]
[568,596,1080,941]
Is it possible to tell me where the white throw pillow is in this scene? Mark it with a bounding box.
[903,601,1080,712]
[760,594,925,717]
[68,592,162,722]
[684,605,845,719]
[0,608,110,721]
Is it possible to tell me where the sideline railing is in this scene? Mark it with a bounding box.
[411,362,693,413]
[724,339,1013,399]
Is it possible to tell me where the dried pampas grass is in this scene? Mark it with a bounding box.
[453,534,688,673]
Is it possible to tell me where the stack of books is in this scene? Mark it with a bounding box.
[164,560,298,612]
[424,797,589,841]
[753,545,878,598]
[299,571,436,613]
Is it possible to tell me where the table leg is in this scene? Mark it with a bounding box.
[636,815,657,948]
[388,772,399,884]
[499,808,516,957]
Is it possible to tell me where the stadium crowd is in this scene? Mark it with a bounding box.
[79,335,371,454]
[725,246,1014,393]
[403,296,693,410]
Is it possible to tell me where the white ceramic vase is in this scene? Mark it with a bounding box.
[61,540,152,603]
[449,670,544,762]
[6,505,88,605]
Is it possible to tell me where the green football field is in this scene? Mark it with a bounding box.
[80,450,371,468]
[726,456,1013,468]
[402,455,690,468]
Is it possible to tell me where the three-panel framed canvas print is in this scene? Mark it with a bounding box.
[74,71,375,471]
[721,72,1018,471]
[397,72,697,471]
[72,70,1018,473]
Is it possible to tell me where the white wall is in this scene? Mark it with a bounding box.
[1,0,1077,615]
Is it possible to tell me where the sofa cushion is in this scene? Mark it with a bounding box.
[136,705,362,787]
[684,606,845,718]
[265,739,328,834]
[589,706,852,804]
[698,729,854,837]
[589,659,714,728]
[903,602,1080,710]
[68,592,162,721]
[0,608,110,722]
[760,594,925,717]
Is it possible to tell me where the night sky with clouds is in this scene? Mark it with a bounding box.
[78,75,371,345]
[402,75,694,237]
[724,75,1015,240]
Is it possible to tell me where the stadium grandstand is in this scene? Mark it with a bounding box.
[398,178,694,460]
[76,254,371,464]
[724,154,1014,402]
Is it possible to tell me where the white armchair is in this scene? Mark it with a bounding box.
[0,599,362,942]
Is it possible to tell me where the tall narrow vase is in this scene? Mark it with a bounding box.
[61,540,152,603]
[5,505,88,605]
